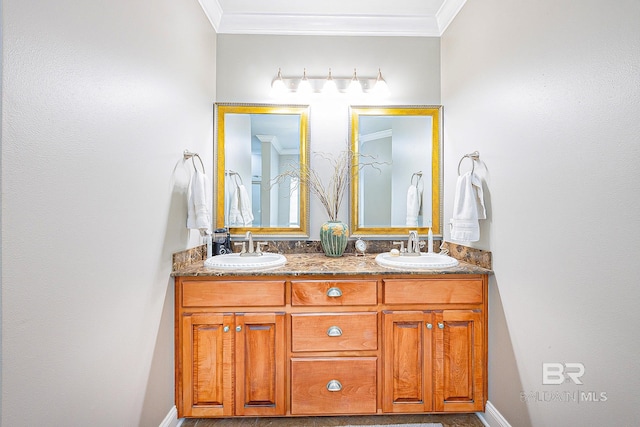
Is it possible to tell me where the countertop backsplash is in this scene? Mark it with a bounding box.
[172,239,492,272]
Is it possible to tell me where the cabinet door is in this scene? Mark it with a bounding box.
[434,310,485,412]
[180,312,234,417]
[234,312,286,416]
[382,311,434,413]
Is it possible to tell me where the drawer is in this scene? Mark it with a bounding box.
[181,280,285,307]
[291,280,377,306]
[291,313,377,352]
[383,278,483,304]
[291,357,377,415]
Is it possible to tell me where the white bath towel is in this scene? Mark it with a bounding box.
[405,184,421,226]
[187,170,211,235]
[228,184,254,226]
[450,171,486,242]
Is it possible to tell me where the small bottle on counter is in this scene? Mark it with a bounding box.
[427,227,434,253]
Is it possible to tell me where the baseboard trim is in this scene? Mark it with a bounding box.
[477,401,512,427]
[163,403,506,427]
[159,406,181,427]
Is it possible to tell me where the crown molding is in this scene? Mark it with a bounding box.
[199,0,465,37]
[436,0,468,34]
[198,0,223,30]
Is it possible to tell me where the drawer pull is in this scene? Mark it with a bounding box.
[236,326,242,332]
[327,326,343,337]
[223,325,230,333]
[438,322,444,329]
[326,380,343,392]
[426,323,433,329]
[326,287,343,298]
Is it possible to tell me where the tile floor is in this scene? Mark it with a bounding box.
[181,413,485,427]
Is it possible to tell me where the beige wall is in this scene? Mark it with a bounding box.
[1,0,216,425]
[216,35,441,236]
[442,0,640,425]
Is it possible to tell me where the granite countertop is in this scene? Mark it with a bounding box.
[171,252,492,277]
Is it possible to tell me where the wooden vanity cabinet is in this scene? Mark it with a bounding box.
[176,279,286,418]
[175,274,487,419]
[382,278,486,413]
[290,279,379,415]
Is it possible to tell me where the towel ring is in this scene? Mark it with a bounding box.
[457,151,480,176]
[411,171,423,186]
[225,170,243,185]
[184,150,205,174]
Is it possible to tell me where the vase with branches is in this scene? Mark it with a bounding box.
[274,149,386,256]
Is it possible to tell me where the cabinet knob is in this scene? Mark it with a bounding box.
[426,323,433,329]
[326,287,343,298]
[327,326,343,337]
[326,380,343,392]
[236,326,242,332]
[438,322,444,329]
[223,326,230,333]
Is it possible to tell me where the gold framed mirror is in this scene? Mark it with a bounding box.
[350,105,442,236]
[215,103,310,237]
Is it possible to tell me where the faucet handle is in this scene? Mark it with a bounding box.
[234,242,246,254]
[255,242,267,254]
[392,241,406,253]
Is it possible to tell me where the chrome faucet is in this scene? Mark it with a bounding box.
[234,231,266,256]
[406,230,423,256]
[246,231,254,254]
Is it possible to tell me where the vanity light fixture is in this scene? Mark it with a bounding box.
[372,68,390,96]
[270,68,287,97]
[347,68,363,95]
[297,68,313,96]
[270,68,389,97]
[322,68,339,95]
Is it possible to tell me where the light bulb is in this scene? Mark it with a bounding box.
[297,68,313,95]
[347,68,363,95]
[322,68,338,95]
[372,68,390,97]
[270,68,287,97]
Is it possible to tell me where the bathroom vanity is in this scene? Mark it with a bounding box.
[173,253,490,419]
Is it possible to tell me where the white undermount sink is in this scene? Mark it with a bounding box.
[204,253,287,270]
[375,252,459,270]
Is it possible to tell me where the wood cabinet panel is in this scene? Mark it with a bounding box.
[291,280,377,306]
[182,280,285,307]
[434,310,484,412]
[382,311,433,413]
[180,313,234,417]
[235,313,286,416]
[291,357,377,415]
[383,278,482,304]
[291,312,378,352]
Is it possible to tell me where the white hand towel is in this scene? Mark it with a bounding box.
[187,170,211,235]
[237,184,254,226]
[450,171,486,242]
[228,184,254,226]
[406,184,421,226]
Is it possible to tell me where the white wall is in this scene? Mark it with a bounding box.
[1,0,216,426]
[442,1,640,425]
[216,35,441,237]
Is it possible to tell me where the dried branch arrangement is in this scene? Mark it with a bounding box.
[273,150,389,222]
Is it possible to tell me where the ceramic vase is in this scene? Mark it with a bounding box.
[320,220,349,257]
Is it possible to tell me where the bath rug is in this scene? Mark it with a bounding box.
[341,424,443,427]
